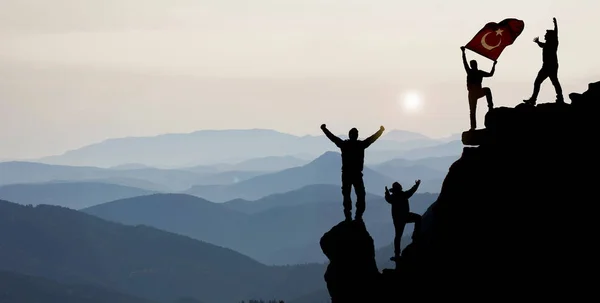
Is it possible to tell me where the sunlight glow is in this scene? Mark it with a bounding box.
[399,91,424,113]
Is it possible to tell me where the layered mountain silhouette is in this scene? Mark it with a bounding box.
[0,182,155,209]
[0,270,158,303]
[187,170,268,186]
[185,155,309,173]
[82,194,248,250]
[0,161,271,191]
[222,184,382,214]
[369,156,455,193]
[82,187,437,265]
[36,129,449,167]
[0,161,202,191]
[109,163,152,170]
[395,139,463,159]
[372,155,458,174]
[320,82,600,301]
[0,200,323,303]
[184,151,395,202]
[381,130,432,142]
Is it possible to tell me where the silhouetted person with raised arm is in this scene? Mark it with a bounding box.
[524,17,564,105]
[321,124,385,221]
[384,180,421,262]
[461,46,497,130]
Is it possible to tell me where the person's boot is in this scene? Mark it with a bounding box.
[390,255,400,262]
[488,103,494,110]
[523,98,536,105]
[556,95,565,104]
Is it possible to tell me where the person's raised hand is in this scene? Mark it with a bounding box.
[415,179,421,185]
[533,37,539,43]
[553,17,557,23]
[380,125,385,131]
[320,124,326,130]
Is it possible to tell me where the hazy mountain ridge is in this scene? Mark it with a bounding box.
[0,200,324,303]
[185,150,448,202]
[36,129,450,167]
[0,270,159,303]
[0,151,449,212]
[184,151,395,202]
[222,183,383,214]
[185,155,309,173]
[82,186,438,265]
[0,161,269,192]
[0,182,156,209]
[0,161,204,191]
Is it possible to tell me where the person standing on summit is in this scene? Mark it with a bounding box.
[524,17,564,105]
[321,124,385,221]
[460,46,497,130]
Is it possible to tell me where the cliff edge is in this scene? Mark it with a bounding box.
[321,81,600,301]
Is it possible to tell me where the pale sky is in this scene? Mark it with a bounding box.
[1,0,599,159]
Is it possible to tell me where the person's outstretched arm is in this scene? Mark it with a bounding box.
[460,46,470,72]
[363,126,385,148]
[533,37,545,48]
[404,180,421,198]
[384,186,392,204]
[553,17,558,37]
[483,61,497,77]
[321,124,343,147]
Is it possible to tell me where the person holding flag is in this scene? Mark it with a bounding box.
[462,18,525,130]
[460,46,497,130]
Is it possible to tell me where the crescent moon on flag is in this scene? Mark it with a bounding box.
[481,32,502,50]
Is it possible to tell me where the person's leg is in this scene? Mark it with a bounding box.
[525,67,549,104]
[407,212,422,241]
[341,174,352,220]
[468,92,478,130]
[353,175,366,220]
[392,221,406,261]
[548,66,564,103]
[483,87,493,109]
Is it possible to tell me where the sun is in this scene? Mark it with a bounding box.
[399,91,423,113]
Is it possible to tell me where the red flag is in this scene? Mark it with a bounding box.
[465,18,525,61]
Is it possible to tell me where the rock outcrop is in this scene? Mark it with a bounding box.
[321,81,600,301]
[320,220,380,302]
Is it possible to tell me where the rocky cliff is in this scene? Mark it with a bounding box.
[320,81,600,301]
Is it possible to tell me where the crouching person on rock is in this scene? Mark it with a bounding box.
[385,180,422,262]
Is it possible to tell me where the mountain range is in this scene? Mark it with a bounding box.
[1,150,448,206]
[0,182,155,209]
[0,161,272,192]
[0,200,324,303]
[0,270,158,303]
[34,129,458,168]
[82,185,438,265]
[183,151,392,202]
[184,151,444,202]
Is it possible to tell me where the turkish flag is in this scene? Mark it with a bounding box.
[465,18,525,61]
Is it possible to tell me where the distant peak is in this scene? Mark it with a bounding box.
[318,150,341,158]
[307,151,341,165]
[383,129,431,141]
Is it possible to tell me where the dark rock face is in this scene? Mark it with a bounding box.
[321,81,600,301]
[320,220,380,302]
